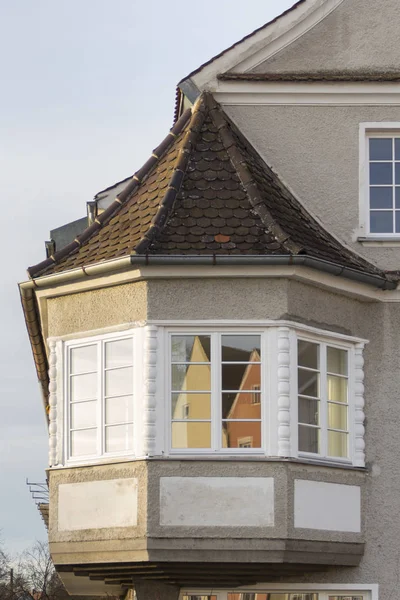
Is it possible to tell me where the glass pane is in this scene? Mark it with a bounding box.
[171,393,211,420]
[105,424,133,453]
[328,375,348,403]
[105,339,132,368]
[328,430,348,458]
[328,402,348,431]
[222,363,260,391]
[299,397,319,426]
[71,429,97,457]
[298,425,320,454]
[329,597,363,600]
[298,368,319,398]
[71,401,97,429]
[396,188,400,209]
[105,367,133,397]
[71,373,97,401]
[396,211,400,234]
[327,347,348,375]
[171,335,211,362]
[171,422,211,449]
[370,138,392,160]
[396,163,400,185]
[298,340,319,369]
[171,364,211,391]
[70,345,97,374]
[221,335,261,361]
[105,395,133,425]
[370,210,393,233]
[222,421,261,449]
[184,596,217,600]
[370,162,392,185]
[222,392,261,419]
[370,186,393,209]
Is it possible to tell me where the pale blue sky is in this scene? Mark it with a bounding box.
[0,0,294,554]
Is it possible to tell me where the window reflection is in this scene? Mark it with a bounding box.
[228,594,319,600]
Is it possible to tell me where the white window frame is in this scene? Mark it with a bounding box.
[179,585,377,600]
[294,331,354,464]
[359,122,400,242]
[166,328,268,455]
[64,329,136,465]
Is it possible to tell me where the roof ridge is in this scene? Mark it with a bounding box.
[27,107,193,279]
[204,93,303,255]
[134,95,208,254]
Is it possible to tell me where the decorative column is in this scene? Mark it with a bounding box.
[142,325,158,456]
[277,327,291,457]
[48,339,58,467]
[354,343,366,467]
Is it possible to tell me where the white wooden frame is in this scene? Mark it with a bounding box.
[359,122,400,242]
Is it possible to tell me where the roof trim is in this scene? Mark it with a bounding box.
[218,71,400,82]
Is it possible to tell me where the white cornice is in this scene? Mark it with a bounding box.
[191,0,345,90]
[213,81,400,106]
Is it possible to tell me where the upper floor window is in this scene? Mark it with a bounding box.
[66,334,134,461]
[368,135,400,235]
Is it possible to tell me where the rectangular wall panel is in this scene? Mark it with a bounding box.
[58,478,138,531]
[294,479,361,532]
[160,477,274,527]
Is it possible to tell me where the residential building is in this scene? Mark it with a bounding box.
[20,2,400,600]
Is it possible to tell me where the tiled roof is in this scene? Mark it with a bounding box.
[218,71,400,82]
[28,93,386,280]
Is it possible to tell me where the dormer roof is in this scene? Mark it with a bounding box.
[27,93,388,284]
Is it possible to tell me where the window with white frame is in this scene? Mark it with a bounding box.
[66,334,134,460]
[365,131,400,236]
[181,592,368,600]
[170,333,262,451]
[297,339,349,459]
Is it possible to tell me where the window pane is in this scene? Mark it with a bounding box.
[183,596,217,600]
[328,375,348,403]
[328,430,348,458]
[105,395,133,425]
[105,366,133,397]
[222,392,261,419]
[370,137,393,160]
[396,188,400,209]
[298,425,320,454]
[328,402,348,431]
[71,401,97,429]
[370,210,393,233]
[396,163,400,185]
[396,211,400,234]
[222,363,260,391]
[171,335,211,362]
[370,186,393,209]
[71,429,97,457]
[370,162,392,185]
[70,345,97,374]
[222,421,261,449]
[171,422,211,448]
[327,347,348,375]
[71,373,97,401]
[105,339,132,368]
[171,393,211,420]
[105,424,133,453]
[298,341,319,369]
[171,364,211,391]
[298,368,319,398]
[299,397,319,426]
[221,335,261,361]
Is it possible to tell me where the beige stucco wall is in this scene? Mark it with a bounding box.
[225,104,400,271]
[251,0,400,74]
[47,280,147,337]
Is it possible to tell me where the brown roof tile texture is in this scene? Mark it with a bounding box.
[28,92,386,280]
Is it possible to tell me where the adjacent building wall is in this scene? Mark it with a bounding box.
[225,104,400,271]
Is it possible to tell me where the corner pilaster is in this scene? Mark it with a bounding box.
[277,327,291,457]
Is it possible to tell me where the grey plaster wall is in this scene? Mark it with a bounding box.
[251,0,400,74]
[47,280,147,337]
[147,278,289,320]
[225,104,400,271]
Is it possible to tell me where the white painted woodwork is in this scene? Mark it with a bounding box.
[48,338,58,467]
[294,479,361,532]
[160,477,274,527]
[354,344,366,467]
[277,327,291,456]
[142,325,158,456]
[58,478,138,531]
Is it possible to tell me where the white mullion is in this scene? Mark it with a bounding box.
[212,332,221,451]
[320,343,328,458]
[99,340,104,456]
[66,345,71,461]
[393,138,396,233]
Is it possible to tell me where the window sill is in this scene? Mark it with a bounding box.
[358,236,400,247]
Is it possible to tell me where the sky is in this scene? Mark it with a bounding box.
[0,0,295,555]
